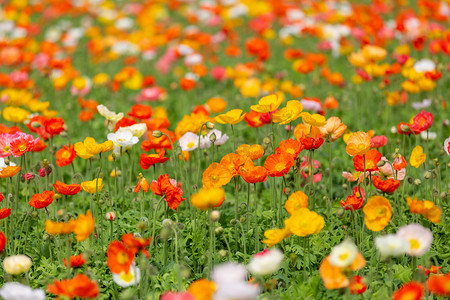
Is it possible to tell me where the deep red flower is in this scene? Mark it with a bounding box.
[300,136,324,150]
[139,151,169,170]
[410,110,433,134]
[353,149,381,172]
[150,174,185,210]
[0,231,5,252]
[349,276,367,295]
[44,117,65,136]
[0,208,11,220]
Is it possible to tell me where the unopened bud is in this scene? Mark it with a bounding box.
[209,133,216,143]
[43,233,50,241]
[240,216,246,223]
[162,218,174,227]
[423,171,432,180]
[400,124,410,133]
[31,121,41,128]
[215,226,223,234]
[440,192,448,199]
[336,207,345,217]
[263,137,271,145]
[342,183,348,190]
[283,187,291,195]
[218,250,227,258]
[31,211,38,218]
[432,188,439,197]
[210,210,220,222]
[152,130,162,138]
[3,158,10,165]
[414,179,422,186]
[377,160,386,167]
[105,211,116,221]
[206,122,215,130]
[54,193,62,200]
[406,176,414,184]
[303,167,309,174]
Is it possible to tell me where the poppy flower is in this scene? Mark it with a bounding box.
[139,151,169,170]
[392,282,424,300]
[341,191,364,211]
[427,274,450,297]
[47,274,99,299]
[409,145,426,168]
[264,153,294,177]
[370,135,387,148]
[250,94,283,114]
[56,144,77,167]
[244,110,265,128]
[128,104,153,119]
[53,181,82,196]
[346,132,371,156]
[275,139,303,160]
[349,276,366,294]
[372,176,400,193]
[107,240,134,274]
[418,265,442,277]
[261,228,292,248]
[73,211,95,241]
[9,132,40,157]
[150,174,185,210]
[236,144,265,161]
[410,110,433,134]
[122,233,152,258]
[215,109,246,125]
[219,153,249,177]
[272,100,303,125]
[74,137,114,159]
[29,190,55,209]
[190,187,225,210]
[45,219,76,235]
[284,208,324,237]
[188,279,217,300]
[285,191,308,215]
[319,117,347,142]
[44,117,65,136]
[202,163,232,188]
[141,129,175,152]
[63,254,87,268]
[134,176,149,193]
[0,166,21,178]
[393,155,407,170]
[240,165,268,184]
[0,208,11,220]
[114,117,137,132]
[353,149,381,172]
[0,231,5,252]
[81,179,103,194]
[362,196,392,231]
[406,196,441,223]
[319,253,366,290]
[397,122,413,135]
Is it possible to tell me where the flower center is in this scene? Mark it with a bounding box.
[117,252,129,265]
[376,207,386,216]
[211,175,218,181]
[19,144,27,152]
[409,239,420,250]
[187,142,195,149]
[120,271,134,283]
[339,253,349,261]
[275,163,286,172]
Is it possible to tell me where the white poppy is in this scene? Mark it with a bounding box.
[375,234,409,257]
[178,132,199,152]
[0,282,45,300]
[328,239,358,268]
[247,248,284,276]
[396,224,433,257]
[113,264,141,288]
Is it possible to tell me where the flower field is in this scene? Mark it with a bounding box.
[0,0,449,299]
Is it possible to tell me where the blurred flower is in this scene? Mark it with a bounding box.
[215,109,246,125]
[329,239,358,268]
[81,179,103,194]
[0,282,45,300]
[107,241,134,274]
[284,208,324,237]
[375,234,409,258]
[212,262,260,300]
[113,264,141,288]
[47,274,99,299]
[392,282,424,300]
[247,248,284,276]
[285,191,308,215]
[73,211,95,242]
[3,255,32,275]
[427,274,450,297]
[250,94,283,113]
[190,187,225,211]
[406,196,441,223]
[188,279,216,300]
[396,224,433,257]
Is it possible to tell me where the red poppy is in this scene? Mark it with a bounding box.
[122,233,152,258]
[370,136,387,148]
[353,149,381,172]
[349,276,367,295]
[300,136,324,150]
[114,117,137,132]
[427,273,450,297]
[372,176,400,193]
[53,181,82,195]
[340,186,365,211]
[141,129,175,152]
[150,174,186,210]
[44,117,65,136]
[418,265,442,276]
[128,104,153,119]
[0,208,11,220]
[397,122,413,135]
[245,37,270,61]
[32,139,47,152]
[244,110,265,128]
[410,110,433,134]
[139,151,169,170]
[392,281,424,300]
[0,231,5,252]
[240,165,268,184]
[29,190,55,209]
[63,254,87,268]
[264,153,295,177]
[0,193,3,202]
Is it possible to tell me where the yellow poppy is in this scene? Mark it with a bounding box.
[81,178,104,194]
[215,109,246,125]
[250,94,283,113]
[410,145,426,168]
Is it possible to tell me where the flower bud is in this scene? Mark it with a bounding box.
[283,187,291,195]
[218,250,227,258]
[3,158,10,165]
[105,211,116,221]
[440,192,448,199]
[376,160,386,167]
[31,121,41,128]
[342,183,348,190]
[215,226,223,234]
[400,124,410,133]
[406,176,414,184]
[423,171,432,180]
[206,122,215,130]
[240,216,246,223]
[432,188,439,197]
[8,193,14,202]
[414,179,422,186]
[43,233,50,241]
[31,211,38,218]
[54,193,62,200]
[152,130,162,138]
[263,137,271,145]
[336,207,345,217]
[210,210,220,222]
[162,218,174,227]
[302,167,309,174]
[209,133,216,143]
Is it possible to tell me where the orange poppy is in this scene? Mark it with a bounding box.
[122,233,152,258]
[45,219,76,235]
[393,155,407,170]
[29,190,55,209]
[427,274,450,297]
[150,174,185,210]
[53,181,82,195]
[114,117,137,132]
[139,151,169,170]
[180,78,196,91]
[220,153,248,177]
[134,176,149,193]
[55,144,77,167]
[236,144,265,160]
[0,166,21,178]
[32,139,47,152]
[353,149,381,172]
[107,240,134,274]
[418,265,442,277]
[240,165,268,184]
[73,211,95,242]
[47,274,99,299]
[319,253,366,289]
[264,153,295,177]
[128,104,153,119]
[244,110,265,128]
[79,110,94,122]
[285,191,308,214]
[392,282,424,300]
[141,129,175,152]
[372,176,400,193]
[63,254,87,268]
[346,132,371,156]
[202,163,233,188]
[276,139,303,160]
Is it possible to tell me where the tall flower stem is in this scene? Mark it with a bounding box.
[327,138,333,216]
[254,183,260,253]
[234,176,239,251]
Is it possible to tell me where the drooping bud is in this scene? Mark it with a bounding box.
[152,130,162,138]
[206,122,215,130]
